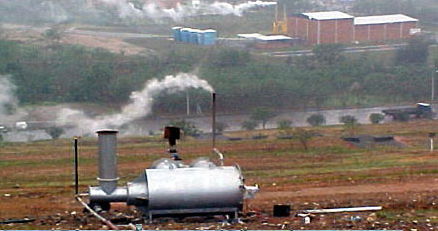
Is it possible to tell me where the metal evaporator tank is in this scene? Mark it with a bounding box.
[87,128,258,220]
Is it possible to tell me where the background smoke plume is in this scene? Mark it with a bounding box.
[0,75,18,117]
[57,73,214,134]
[96,0,277,21]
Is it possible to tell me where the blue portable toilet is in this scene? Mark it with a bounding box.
[172,26,182,42]
[203,29,217,45]
[197,30,205,45]
[189,29,200,44]
[181,28,191,43]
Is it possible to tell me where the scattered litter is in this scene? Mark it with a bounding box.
[3,194,11,197]
[303,216,311,224]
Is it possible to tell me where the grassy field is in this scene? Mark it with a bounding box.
[2,120,438,229]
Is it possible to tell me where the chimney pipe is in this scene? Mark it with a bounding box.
[212,93,216,149]
[96,130,119,194]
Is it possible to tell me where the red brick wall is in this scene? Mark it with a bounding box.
[354,25,368,42]
[337,19,354,43]
[288,17,353,45]
[402,22,417,38]
[288,15,416,45]
[368,24,385,41]
[387,23,401,40]
[319,20,336,44]
[353,21,417,43]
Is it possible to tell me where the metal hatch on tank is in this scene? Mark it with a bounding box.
[75,93,259,222]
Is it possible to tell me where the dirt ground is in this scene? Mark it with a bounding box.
[2,120,438,230]
[0,24,148,56]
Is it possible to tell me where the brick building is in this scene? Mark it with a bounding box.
[288,11,354,45]
[353,14,418,42]
[287,11,419,45]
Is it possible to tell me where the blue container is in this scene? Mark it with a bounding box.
[203,29,217,45]
[172,26,182,42]
[197,30,205,45]
[189,29,200,44]
[182,28,193,43]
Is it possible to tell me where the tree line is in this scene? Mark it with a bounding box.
[0,36,435,115]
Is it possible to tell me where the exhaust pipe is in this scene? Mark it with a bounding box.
[212,92,216,149]
[96,130,119,194]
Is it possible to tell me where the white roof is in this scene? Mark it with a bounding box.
[302,11,354,20]
[354,14,418,25]
[237,33,263,39]
[256,35,292,41]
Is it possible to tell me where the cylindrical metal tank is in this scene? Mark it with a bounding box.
[97,130,119,194]
[145,166,243,210]
[172,26,182,42]
[203,29,217,45]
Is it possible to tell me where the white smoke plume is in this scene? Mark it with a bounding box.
[56,73,214,134]
[97,0,277,21]
[0,75,18,116]
[0,75,27,126]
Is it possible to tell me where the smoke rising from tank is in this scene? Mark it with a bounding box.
[56,73,214,134]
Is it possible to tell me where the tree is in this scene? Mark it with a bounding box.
[277,120,292,130]
[250,107,276,129]
[241,120,258,131]
[369,113,385,124]
[307,114,326,126]
[396,36,431,65]
[46,127,64,139]
[340,115,358,125]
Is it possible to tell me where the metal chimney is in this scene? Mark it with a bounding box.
[96,130,119,194]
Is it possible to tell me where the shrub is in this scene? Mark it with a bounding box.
[369,113,385,124]
[340,115,358,125]
[241,120,258,131]
[277,120,292,130]
[169,120,201,137]
[307,114,326,126]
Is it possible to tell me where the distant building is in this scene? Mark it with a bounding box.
[353,14,419,42]
[287,11,419,45]
[238,34,295,49]
[288,11,354,45]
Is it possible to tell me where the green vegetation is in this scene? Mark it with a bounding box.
[168,120,201,137]
[370,113,385,124]
[277,119,292,130]
[250,107,276,129]
[241,120,258,131]
[0,32,436,114]
[307,114,326,126]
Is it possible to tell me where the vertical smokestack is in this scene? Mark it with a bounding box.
[97,130,119,194]
[212,93,216,149]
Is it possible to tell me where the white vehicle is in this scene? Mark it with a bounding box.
[15,121,28,130]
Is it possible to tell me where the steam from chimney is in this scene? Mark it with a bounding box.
[96,0,277,21]
[56,73,214,134]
